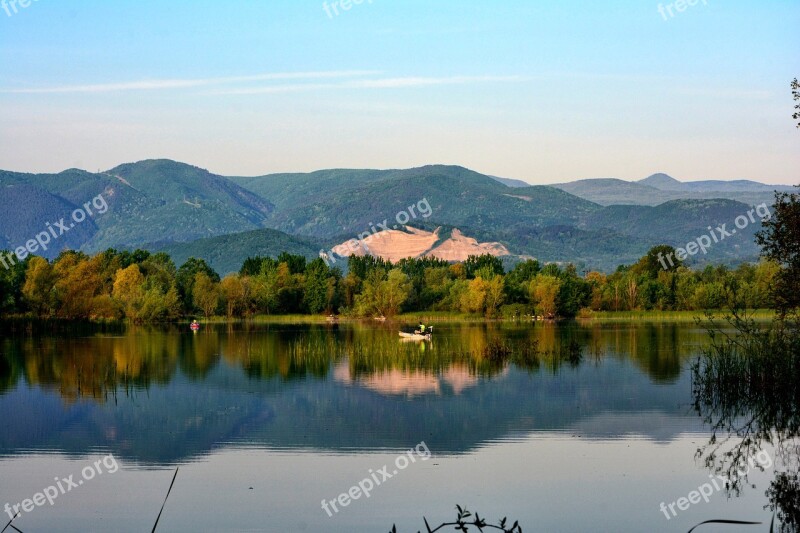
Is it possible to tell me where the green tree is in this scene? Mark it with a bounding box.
[193,272,220,318]
[22,256,57,318]
[383,269,412,316]
[139,285,182,322]
[277,252,307,275]
[555,264,591,317]
[464,254,504,279]
[113,264,146,321]
[176,258,220,312]
[354,268,410,317]
[505,259,541,303]
[484,275,506,317]
[756,187,800,317]
[250,272,278,315]
[0,251,27,315]
[53,253,105,319]
[460,277,488,314]
[221,274,247,318]
[529,275,561,317]
[303,258,332,314]
[639,245,683,276]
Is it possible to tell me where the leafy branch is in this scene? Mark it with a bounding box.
[390,505,523,533]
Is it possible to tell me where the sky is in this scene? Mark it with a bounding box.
[0,0,798,184]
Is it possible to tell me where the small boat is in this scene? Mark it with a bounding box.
[190,321,200,331]
[399,331,432,341]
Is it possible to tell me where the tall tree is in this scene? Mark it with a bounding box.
[756,187,800,317]
[529,275,561,317]
[176,258,220,312]
[220,275,247,318]
[193,272,220,318]
[113,264,146,321]
[22,257,56,318]
[303,258,332,314]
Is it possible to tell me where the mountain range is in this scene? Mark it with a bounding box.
[1,160,794,273]
[551,172,794,206]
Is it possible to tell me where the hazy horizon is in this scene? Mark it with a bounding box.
[1,158,798,188]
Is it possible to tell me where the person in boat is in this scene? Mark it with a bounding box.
[419,323,426,334]
[190,320,200,329]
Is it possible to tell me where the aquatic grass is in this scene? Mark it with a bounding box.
[692,311,800,437]
[1,512,23,533]
[151,467,179,533]
[481,340,512,362]
[693,308,800,531]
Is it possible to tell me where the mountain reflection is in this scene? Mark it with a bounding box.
[334,363,486,397]
[0,321,706,463]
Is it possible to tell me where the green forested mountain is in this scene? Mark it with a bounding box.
[236,165,599,238]
[582,199,764,264]
[148,228,321,275]
[0,182,99,254]
[0,160,788,271]
[0,160,275,256]
[95,160,274,248]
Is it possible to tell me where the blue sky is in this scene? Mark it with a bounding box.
[1,0,798,184]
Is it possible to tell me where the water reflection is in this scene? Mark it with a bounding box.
[0,321,706,465]
[692,324,800,532]
[0,322,693,398]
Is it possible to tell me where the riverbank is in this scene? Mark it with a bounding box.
[210,309,779,324]
[579,309,777,322]
[0,309,777,327]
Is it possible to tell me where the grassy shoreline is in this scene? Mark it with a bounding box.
[580,309,777,321]
[205,309,779,324]
[0,309,777,326]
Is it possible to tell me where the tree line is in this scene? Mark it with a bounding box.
[0,244,782,322]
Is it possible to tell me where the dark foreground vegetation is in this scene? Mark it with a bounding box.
[693,184,800,532]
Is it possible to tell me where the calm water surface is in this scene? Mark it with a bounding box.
[0,322,779,532]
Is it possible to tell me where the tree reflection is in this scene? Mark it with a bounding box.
[0,321,702,404]
[0,349,20,395]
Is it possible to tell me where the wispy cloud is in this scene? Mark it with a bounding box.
[213,75,525,95]
[0,71,381,94]
[673,87,774,100]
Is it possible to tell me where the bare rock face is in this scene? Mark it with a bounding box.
[332,226,510,263]
[426,229,510,261]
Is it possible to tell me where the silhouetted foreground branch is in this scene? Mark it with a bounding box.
[390,505,523,533]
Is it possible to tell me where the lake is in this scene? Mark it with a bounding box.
[0,321,781,532]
